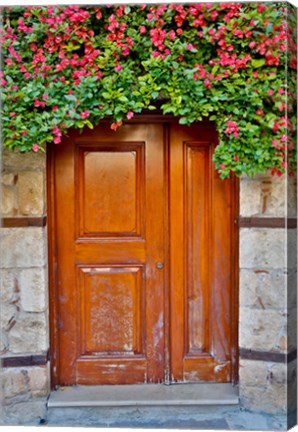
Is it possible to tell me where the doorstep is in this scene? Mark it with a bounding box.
[48,383,239,408]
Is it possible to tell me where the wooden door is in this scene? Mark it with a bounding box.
[169,123,237,383]
[50,123,166,385]
[49,120,237,386]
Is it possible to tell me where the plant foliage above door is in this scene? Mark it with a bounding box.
[1,3,297,178]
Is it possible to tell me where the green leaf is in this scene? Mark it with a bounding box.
[251,58,266,68]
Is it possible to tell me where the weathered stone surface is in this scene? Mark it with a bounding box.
[27,365,50,398]
[2,172,15,186]
[287,308,297,352]
[2,368,29,399]
[239,269,287,309]
[3,148,46,170]
[240,178,262,216]
[240,175,291,217]
[9,312,48,353]
[1,186,15,215]
[239,308,285,351]
[19,268,47,312]
[287,269,297,307]
[287,176,297,217]
[0,329,9,353]
[0,228,46,268]
[287,228,297,270]
[0,269,17,303]
[239,359,268,386]
[0,303,16,329]
[240,384,286,414]
[287,360,297,411]
[18,171,44,216]
[240,228,286,269]
[2,400,47,425]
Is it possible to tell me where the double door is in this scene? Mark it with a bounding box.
[50,121,237,386]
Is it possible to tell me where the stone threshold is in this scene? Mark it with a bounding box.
[48,383,239,408]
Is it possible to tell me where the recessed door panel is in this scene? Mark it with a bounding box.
[78,144,145,238]
[78,265,144,356]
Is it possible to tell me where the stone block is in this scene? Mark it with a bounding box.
[239,359,267,386]
[287,269,297,307]
[1,186,15,215]
[0,269,17,303]
[287,176,297,217]
[240,228,286,269]
[287,360,297,412]
[2,368,29,399]
[240,383,286,414]
[240,178,262,216]
[239,308,285,351]
[288,229,297,270]
[3,148,46,171]
[0,329,9,353]
[2,173,16,186]
[240,175,296,217]
[19,268,47,312]
[9,312,48,354]
[2,400,47,425]
[27,365,50,398]
[1,303,16,330]
[18,171,44,216]
[239,269,287,309]
[0,228,46,268]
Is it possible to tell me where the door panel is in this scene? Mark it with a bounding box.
[53,123,165,385]
[169,123,236,383]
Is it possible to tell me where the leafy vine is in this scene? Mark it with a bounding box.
[1,3,296,177]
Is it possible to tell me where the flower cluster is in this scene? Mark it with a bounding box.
[0,3,296,178]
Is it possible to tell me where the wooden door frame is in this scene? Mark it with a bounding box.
[47,115,239,389]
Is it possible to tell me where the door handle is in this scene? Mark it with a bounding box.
[156,262,164,270]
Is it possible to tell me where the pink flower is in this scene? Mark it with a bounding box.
[111,121,122,131]
[168,30,176,40]
[249,41,256,49]
[42,93,48,100]
[278,88,285,94]
[52,105,58,111]
[233,29,243,38]
[186,43,194,50]
[32,144,39,152]
[127,111,134,120]
[271,139,279,147]
[225,120,240,137]
[10,112,16,117]
[53,136,61,144]
[204,79,212,89]
[115,64,122,72]
[80,110,90,119]
[139,25,146,34]
[267,89,274,96]
[220,164,226,170]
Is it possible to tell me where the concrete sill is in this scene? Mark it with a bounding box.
[48,383,239,408]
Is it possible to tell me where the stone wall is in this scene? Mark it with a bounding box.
[239,174,297,417]
[0,148,296,424]
[1,149,49,424]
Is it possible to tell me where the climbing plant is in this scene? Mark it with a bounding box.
[1,3,296,177]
